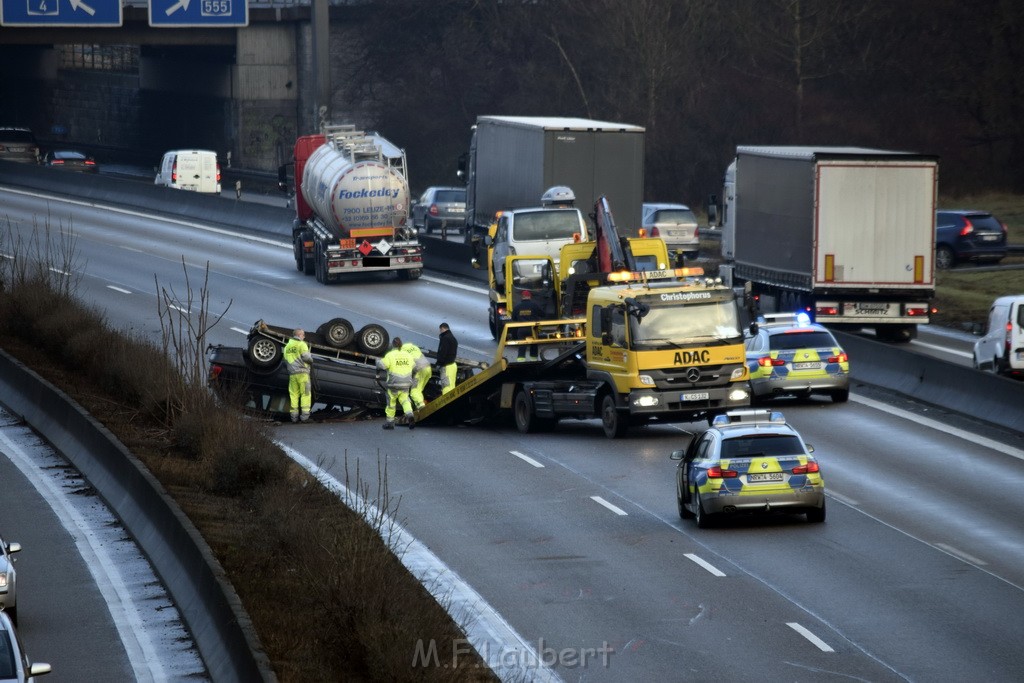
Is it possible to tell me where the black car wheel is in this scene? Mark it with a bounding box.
[694,488,714,528]
[356,324,389,356]
[935,245,955,270]
[601,394,628,439]
[806,498,826,523]
[317,318,355,349]
[247,336,282,368]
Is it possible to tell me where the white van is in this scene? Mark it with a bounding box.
[973,294,1024,378]
[154,149,221,194]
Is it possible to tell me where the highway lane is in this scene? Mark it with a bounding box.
[4,186,1024,680]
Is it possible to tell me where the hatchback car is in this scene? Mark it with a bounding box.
[412,186,467,234]
[641,202,700,264]
[935,210,1007,269]
[0,610,51,682]
[0,128,40,165]
[745,315,849,403]
[670,409,825,527]
[0,538,19,627]
[42,149,98,173]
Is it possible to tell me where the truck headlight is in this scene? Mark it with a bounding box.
[638,374,654,385]
[728,388,749,401]
[634,395,659,407]
[730,367,747,380]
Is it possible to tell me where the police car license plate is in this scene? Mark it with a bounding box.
[681,392,709,401]
[793,362,821,370]
[747,472,784,482]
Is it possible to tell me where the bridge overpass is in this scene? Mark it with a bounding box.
[0,1,349,172]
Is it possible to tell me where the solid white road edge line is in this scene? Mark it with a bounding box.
[933,543,988,566]
[684,553,727,577]
[277,442,563,683]
[909,339,972,358]
[0,430,166,682]
[590,496,628,516]
[787,622,835,652]
[510,451,545,468]
[851,393,1024,461]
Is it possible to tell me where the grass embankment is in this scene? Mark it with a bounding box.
[0,226,495,683]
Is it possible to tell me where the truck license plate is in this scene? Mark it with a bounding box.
[747,472,784,482]
[681,392,709,401]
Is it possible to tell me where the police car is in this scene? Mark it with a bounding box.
[745,313,849,403]
[670,409,825,527]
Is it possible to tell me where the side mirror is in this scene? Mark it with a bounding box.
[669,449,685,461]
[749,321,759,335]
[805,444,815,454]
[601,331,613,345]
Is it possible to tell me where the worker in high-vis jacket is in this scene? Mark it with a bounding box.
[283,328,314,423]
[401,341,432,410]
[377,337,415,429]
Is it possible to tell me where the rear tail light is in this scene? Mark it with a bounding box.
[209,365,223,379]
[792,461,820,474]
[429,204,439,216]
[959,218,974,236]
[650,226,661,238]
[707,465,738,479]
[828,352,848,363]
[905,305,929,317]
[52,159,64,165]
[216,163,222,183]
[758,356,785,367]
[171,161,178,182]
[1007,322,1013,352]
[816,305,839,316]
[1001,221,1009,236]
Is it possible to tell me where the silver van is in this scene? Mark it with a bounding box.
[155,149,221,194]
[973,294,1024,378]
[0,127,40,164]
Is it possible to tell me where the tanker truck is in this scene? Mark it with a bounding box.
[285,124,423,283]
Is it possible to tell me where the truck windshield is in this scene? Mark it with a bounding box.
[513,210,581,241]
[629,300,742,349]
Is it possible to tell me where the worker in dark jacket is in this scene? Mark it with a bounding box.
[511,289,544,360]
[283,328,314,423]
[436,322,459,394]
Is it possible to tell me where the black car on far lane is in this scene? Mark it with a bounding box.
[43,149,99,173]
[935,209,1007,269]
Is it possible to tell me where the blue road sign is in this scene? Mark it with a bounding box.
[1,0,122,26]
[149,0,248,27]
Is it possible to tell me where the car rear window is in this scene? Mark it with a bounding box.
[0,129,37,144]
[769,331,837,350]
[720,434,804,458]
[513,210,581,241]
[435,190,465,203]
[964,213,1002,232]
[653,209,697,224]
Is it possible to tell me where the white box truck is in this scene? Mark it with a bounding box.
[711,146,938,342]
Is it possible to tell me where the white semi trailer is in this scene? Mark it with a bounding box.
[711,146,938,342]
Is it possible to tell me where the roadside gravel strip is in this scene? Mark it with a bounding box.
[276,443,563,683]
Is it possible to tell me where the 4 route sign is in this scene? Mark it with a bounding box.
[149,0,248,27]
[0,0,122,26]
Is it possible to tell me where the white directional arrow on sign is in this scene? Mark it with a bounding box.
[69,0,96,15]
[165,0,190,16]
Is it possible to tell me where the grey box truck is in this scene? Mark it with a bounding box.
[458,116,645,241]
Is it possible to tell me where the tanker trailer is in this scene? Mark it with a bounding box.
[290,124,423,283]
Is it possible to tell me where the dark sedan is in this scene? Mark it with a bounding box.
[935,209,1007,269]
[43,149,98,173]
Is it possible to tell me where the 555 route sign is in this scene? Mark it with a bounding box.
[149,0,248,27]
[1,0,122,26]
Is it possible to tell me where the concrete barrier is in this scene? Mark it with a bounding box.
[0,350,275,683]
[836,331,1024,434]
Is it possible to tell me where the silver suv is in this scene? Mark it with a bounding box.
[0,127,40,164]
[412,186,467,234]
